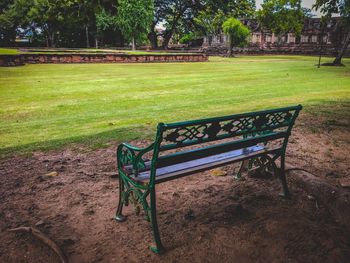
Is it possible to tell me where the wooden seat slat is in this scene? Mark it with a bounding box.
[156,131,286,168]
[130,145,279,184]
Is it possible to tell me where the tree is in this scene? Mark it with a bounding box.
[0,0,34,46]
[194,8,226,46]
[160,0,199,49]
[314,0,350,65]
[116,0,154,50]
[72,0,100,48]
[95,8,118,47]
[257,0,308,43]
[148,0,170,48]
[222,17,250,56]
[26,0,71,47]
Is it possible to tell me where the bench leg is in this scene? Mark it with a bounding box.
[114,176,127,222]
[278,155,290,198]
[234,159,249,180]
[149,188,165,254]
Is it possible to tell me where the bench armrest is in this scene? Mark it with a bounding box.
[117,142,154,176]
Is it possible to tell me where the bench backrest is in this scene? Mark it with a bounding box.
[152,105,302,168]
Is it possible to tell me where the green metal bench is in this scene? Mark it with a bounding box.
[114,105,302,254]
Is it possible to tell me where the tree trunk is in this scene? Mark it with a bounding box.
[49,32,55,48]
[148,22,158,49]
[162,32,172,49]
[333,30,350,65]
[148,31,158,49]
[208,35,212,46]
[85,26,90,48]
[95,37,98,49]
[162,14,181,49]
[228,38,233,57]
[131,36,136,51]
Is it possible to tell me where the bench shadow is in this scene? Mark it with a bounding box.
[0,125,152,157]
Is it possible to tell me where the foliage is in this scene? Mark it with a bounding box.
[313,0,350,65]
[159,0,200,48]
[116,0,154,50]
[194,8,226,45]
[0,0,122,47]
[179,32,196,44]
[257,0,308,37]
[96,8,117,36]
[205,0,256,17]
[222,17,250,56]
[0,0,257,48]
[314,0,350,20]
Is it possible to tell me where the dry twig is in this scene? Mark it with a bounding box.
[8,226,67,263]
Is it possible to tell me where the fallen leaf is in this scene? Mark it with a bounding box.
[210,168,227,177]
[46,171,58,177]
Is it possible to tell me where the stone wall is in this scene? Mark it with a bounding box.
[200,44,348,57]
[0,53,208,66]
[0,55,25,66]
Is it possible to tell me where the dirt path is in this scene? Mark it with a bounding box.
[0,114,349,263]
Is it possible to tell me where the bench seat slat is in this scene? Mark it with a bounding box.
[157,131,286,167]
[129,145,279,184]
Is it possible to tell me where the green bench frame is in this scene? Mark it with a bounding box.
[114,105,302,254]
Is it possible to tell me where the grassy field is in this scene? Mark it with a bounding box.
[0,48,19,55]
[1,55,349,156]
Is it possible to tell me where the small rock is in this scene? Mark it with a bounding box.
[45,171,58,177]
[339,178,350,188]
[307,194,315,200]
[35,220,45,227]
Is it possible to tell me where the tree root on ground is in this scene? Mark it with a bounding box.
[8,226,67,263]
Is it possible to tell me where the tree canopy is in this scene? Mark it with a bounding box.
[314,0,350,65]
[257,0,309,38]
[222,17,250,56]
[0,0,258,48]
[116,0,154,50]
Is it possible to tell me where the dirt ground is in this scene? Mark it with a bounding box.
[1,112,350,263]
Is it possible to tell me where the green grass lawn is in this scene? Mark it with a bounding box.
[0,48,19,55]
[1,55,349,156]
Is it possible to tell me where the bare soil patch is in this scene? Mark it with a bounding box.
[0,112,350,262]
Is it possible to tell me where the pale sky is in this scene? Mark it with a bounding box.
[255,0,322,17]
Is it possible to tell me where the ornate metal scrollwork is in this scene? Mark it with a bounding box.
[234,154,277,179]
[118,143,154,176]
[119,174,151,221]
[161,110,296,148]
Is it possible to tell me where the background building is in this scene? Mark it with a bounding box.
[201,18,350,56]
